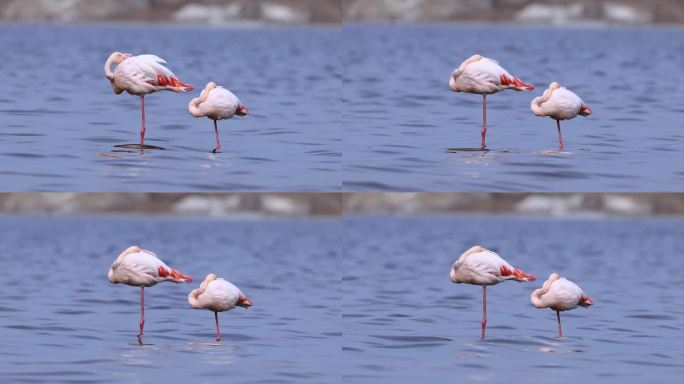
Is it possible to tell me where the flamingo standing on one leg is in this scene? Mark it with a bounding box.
[188,273,253,342]
[188,82,249,153]
[450,245,536,339]
[450,55,535,149]
[531,82,592,150]
[104,52,193,147]
[108,246,192,341]
[531,273,592,337]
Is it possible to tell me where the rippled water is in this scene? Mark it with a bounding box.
[343,25,684,191]
[0,215,340,383]
[0,25,341,191]
[343,215,684,383]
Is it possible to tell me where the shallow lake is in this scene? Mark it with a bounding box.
[0,215,340,383]
[343,25,684,191]
[343,215,684,383]
[0,24,341,191]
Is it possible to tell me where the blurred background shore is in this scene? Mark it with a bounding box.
[0,0,340,25]
[344,0,684,25]
[0,193,683,217]
[2,1,683,26]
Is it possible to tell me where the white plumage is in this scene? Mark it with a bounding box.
[188,82,249,153]
[188,273,253,341]
[531,82,592,150]
[531,273,593,337]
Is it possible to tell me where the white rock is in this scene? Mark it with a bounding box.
[603,3,651,24]
[260,2,309,24]
[516,3,584,25]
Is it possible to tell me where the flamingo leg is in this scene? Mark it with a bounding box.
[138,287,145,337]
[481,95,487,149]
[556,119,564,150]
[212,120,221,154]
[140,95,146,146]
[214,311,221,342]
[557,310,563,338]
[481,286,487,339]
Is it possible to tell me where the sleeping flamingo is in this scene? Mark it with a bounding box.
[104,52,193,147]
[531,82,592,150]
[188,273,253,342]
[108,246,192,340]
[450,55,535,149]
[450,245,536,339]
[531,273,592,337]
[188,82,248,153]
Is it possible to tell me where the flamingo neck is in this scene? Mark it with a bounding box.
[104,54,117,80]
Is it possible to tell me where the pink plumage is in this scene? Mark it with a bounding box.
[108,246,192,340]
[104,52,193,147]
[450,245,535,339]
[450,55,535,149]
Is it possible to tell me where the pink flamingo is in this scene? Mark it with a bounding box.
[188,82,249,153]
[531,273,592,337]
[450,246,536,339]
[108,246,192,339]
[531,82,592,150]
[450,55,535,149]
[104,52,193,147]
[188,273,253,342]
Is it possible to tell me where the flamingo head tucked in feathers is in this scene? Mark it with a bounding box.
[579,295,593,307]
[579,103,592,117]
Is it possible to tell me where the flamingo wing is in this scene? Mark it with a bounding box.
[126,55,192,90]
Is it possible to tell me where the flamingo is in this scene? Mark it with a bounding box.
[531,82,592,150]
[450,245,536,339]
[188,273,253,342]
[531,273,592,337]
[108,245,192,340]
[104,52,193,147]
[188,82,249,153]
[450,54,535,149]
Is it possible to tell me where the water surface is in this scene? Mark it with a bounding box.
[343,25,684,191]
[343,215,684,383]
[0,215,340,383]
[0,24,341,191]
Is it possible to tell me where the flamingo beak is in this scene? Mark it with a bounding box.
[238,296,253,308]
[236,105,249,116]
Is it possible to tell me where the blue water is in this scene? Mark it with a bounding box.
[343,25,684,191]
[343,215,684,383]
[0,24,341,191]
[0,215,340,383]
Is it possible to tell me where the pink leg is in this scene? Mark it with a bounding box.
[213,120,221,153]
[556,120,564,150]
[214,311,221,342]
[557,310,563,338]
[481,95,487,149]
[481,286,487,339]
[140,95,146,146]
[138,287,145,337]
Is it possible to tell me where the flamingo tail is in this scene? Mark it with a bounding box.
[500,75,535,91]
[157,266,193,283]
[156,74,194,92]
[500,265,536,282]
